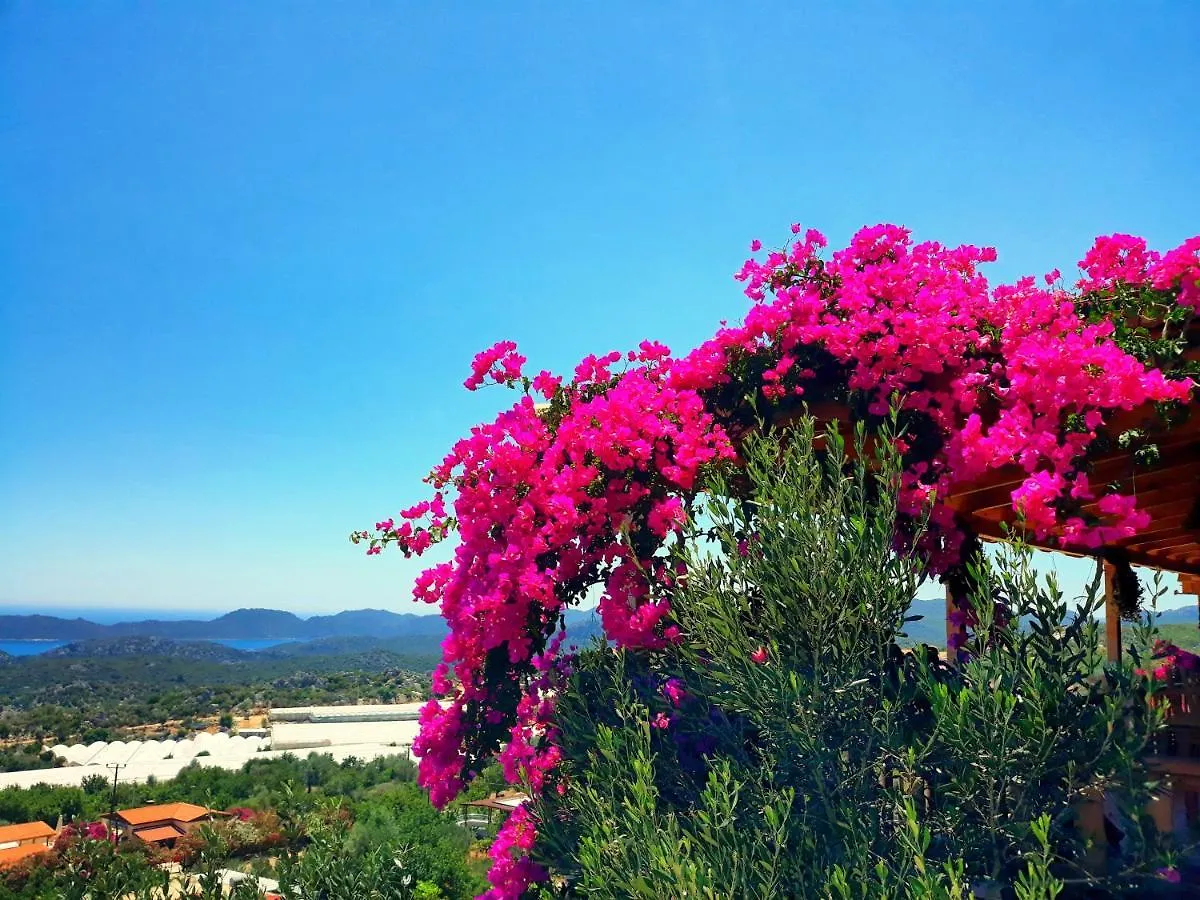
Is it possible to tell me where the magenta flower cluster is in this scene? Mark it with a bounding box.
[714,227,1195,568]
[55,821,110,846]
[1140,640,1200,683]
[356,224,1198,898]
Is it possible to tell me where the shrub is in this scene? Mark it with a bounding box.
[532,421,1167,898]
[80,773,110,796]
[354,222,1199,894]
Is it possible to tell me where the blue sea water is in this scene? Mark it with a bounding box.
[0,638,296,657]
[0,640,69,656]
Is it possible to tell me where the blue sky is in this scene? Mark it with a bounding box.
[1,3,1197,617]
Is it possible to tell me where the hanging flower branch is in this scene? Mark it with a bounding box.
[353,224,1198,898]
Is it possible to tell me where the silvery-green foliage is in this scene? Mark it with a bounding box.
[533,418,1167,898]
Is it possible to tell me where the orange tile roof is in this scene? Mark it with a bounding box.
[0,822,55,843]
[114,803,216,826]
[133,824,186,843]
[0,844,49,869]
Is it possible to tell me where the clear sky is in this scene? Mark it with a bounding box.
[2,3,1198,617]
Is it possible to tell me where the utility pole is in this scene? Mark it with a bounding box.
[105,763,126,821]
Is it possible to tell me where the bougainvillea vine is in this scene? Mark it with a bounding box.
[353,224,1198,898]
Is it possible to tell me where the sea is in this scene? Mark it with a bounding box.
[0,606,305,657]
[0,638,297,657]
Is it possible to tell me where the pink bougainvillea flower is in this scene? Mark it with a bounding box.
[464,339,527,391]
[1156,866,1182,884]
[482,805,548,899]
[663,677,687,707]
[359,221,1199,896]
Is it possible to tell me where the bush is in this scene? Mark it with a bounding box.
[532,420,1168,898]
[80,773,110,796]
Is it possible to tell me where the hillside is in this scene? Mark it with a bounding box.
[43,636,253,662]
[6,598,1189,653]
[0,640,440,742]
[0,607,449,641]
[1153,607,1198,627]
[895,600,1197,649]
[264,635,438,658]
[0,614,110,640]
[0,646,437,690]
[897,598,946,646]
[1153,623,1200,653]
[0,605,601,648]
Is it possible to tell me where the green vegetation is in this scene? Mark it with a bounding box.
[0,745,58,775]
[0,650,435,743]
[0,753,487,899]
[533,422,1176,897]
[1149,623,1200,654]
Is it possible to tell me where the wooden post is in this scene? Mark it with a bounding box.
[1104,560,1121,664]
[1183,575,1200,632]
[944,528,981,663]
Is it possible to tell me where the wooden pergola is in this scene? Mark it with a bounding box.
[923,383,1200,837]
[941,407,1200,662]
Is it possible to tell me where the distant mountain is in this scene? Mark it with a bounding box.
[264,635,440,658]
[305,610,449,640]
[1153,607,1198,627]
[899,598,946,647]
[895,599,1199,647]
[562,608,605,647]
[0,614,110,641]
[0,602,955,649]
[0,607,448,641]
[100,608,320,640]
[15,596,1081,653]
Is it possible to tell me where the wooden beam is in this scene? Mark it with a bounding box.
[1128,548,1200,567]
[1114,515,1196,544]
[1091,441,1200,477]
[946,471,1027,513]
[1134,551,1200,577]
[961,469,1200,517]
[1086,486,1200,516]
[1126,497,1200,520]
[1126,532,1199,552]
[1105,561,1121,664]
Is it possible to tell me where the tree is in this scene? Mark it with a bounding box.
[355,222,1199,894]
[0,753,473,900]
[80,773,109,796]
[275,803,420,900]
[532,422,1166,897]
[346,783,482,899]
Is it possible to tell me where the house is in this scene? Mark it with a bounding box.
[0,821,56,869]
[106,802,228,847]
